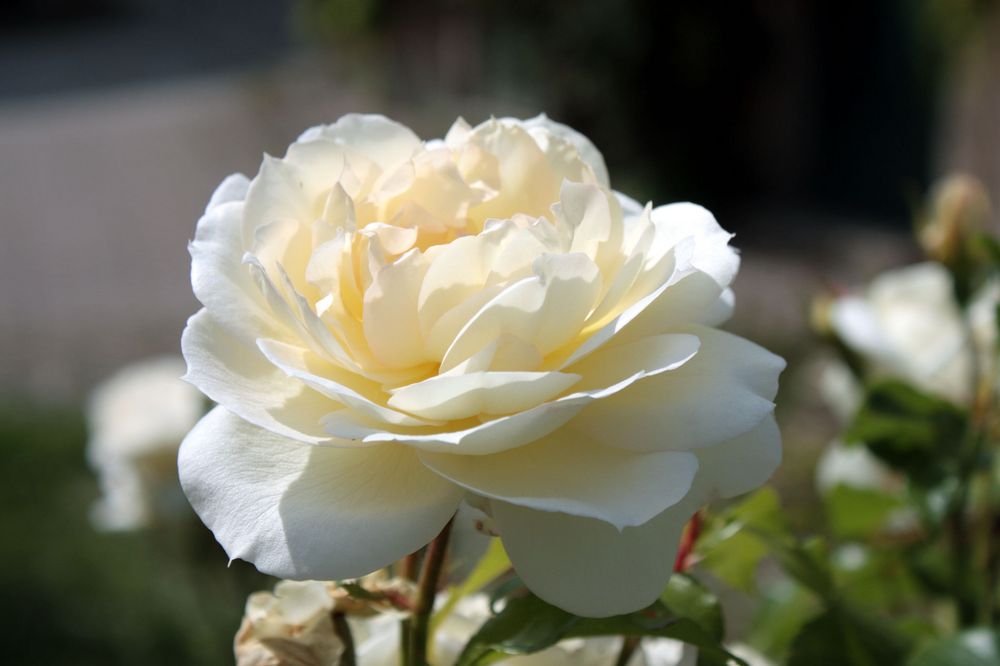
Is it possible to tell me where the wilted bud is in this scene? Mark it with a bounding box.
[919,174,991,267]
[329,570,417,615]
[235,574,418,666]
[235,580,343,666]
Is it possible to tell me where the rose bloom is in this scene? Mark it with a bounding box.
[830,262,999,406]
[87,356,203,530]
[179,114,784,616]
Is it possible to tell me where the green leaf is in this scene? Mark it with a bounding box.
[743,579,822,658]
[751,533,835,601]
[571,612,741,666]
[699,531,769,591]
[846,380,967,486]
[698,488,789,591]
[908,629,1000,666]
[432,538,510,633]
[824,485,904,539]
[454,594,577,666]
[660,574,724,642]
[787,607,913,666]
[339,581,382,601]
[454,592,749,666]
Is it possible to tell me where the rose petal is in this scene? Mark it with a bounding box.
[206,172,250,212]
[364,249,432,369]
[182,310,333,443]
[440,252,602,372]
[387,370,581,421]
[571,326,784,451]
[257,338,438,427]
[648,203,739,289]
[190,196,288,345]
[419,424,698,529]
[694,415,782,499]
[490,493,701,617]
[343,334,698,454]
[297,113,421,173]
[518,113,610,188]
[179,406,464,579]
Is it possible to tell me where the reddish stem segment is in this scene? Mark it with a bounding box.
[673,510,703,573]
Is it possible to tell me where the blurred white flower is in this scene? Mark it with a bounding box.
[830,262,1000,408]
[815,439,896,495]
[87,356,204,530]
[816,361,863,426]
[179,113,785,617]
[235,580,344,666]
[830,263,973,404]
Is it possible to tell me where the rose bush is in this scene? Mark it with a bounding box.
[179,114,784,617]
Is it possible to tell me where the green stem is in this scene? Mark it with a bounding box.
[949,314,989,625]
[615,636,641,666]
[332,612,356,666]
[398,551,420,666]
[405,518,454,666]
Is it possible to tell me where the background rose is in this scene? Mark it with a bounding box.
[179,113,784,617]
[87,355,204,530]
[829,262,998,406]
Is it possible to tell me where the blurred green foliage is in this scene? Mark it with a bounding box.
[0,401,271,665]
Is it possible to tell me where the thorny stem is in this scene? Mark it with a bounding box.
[403,518,454,666]
[332,612,356,666]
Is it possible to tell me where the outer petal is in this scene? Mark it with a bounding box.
[190,195,289,345]
[179,406,464,579]
[491,493,702,617]
[571,326,784,452]
[518,113,610,188]
[206,172,250,211]
[418,424,698,529]
[693,415,782,499]
[648,203,739,289]
[182,309,333,443]
[297,113,422,172]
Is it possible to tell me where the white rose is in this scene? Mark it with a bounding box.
[235,580,344,666]
[179,113,785,616]
[829,262,999,405]
[86,355,203,530]
[350,593,690,666]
